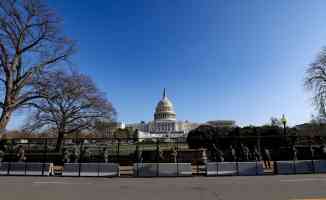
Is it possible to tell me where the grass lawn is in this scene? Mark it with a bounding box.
[108,143,190,155]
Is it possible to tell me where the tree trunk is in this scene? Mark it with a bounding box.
[55,131,65,152]
[0,74,16,133]
[0,110,12,132]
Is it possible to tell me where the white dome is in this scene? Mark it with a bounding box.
[154,89,176,121]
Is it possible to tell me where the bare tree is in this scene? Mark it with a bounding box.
[305,47,326,119]
[25,71,116,151]
[0,0,74,131]
[270,117,282,127]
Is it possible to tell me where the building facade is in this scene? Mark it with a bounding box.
[127,89,199,139]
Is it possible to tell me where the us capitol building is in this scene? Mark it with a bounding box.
[126,89,200,139]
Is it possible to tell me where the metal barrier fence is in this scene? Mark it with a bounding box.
[205,160,326,176]
[2,160,326,177]
[0,136,325,177]
[0,137,195,164]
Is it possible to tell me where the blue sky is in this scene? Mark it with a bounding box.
[9,0,326,128]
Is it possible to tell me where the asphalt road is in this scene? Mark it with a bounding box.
[0,175,326,200]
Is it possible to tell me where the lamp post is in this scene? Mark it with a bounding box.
[281,114,287,136]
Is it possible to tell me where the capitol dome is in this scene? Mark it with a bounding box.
[154,89,176,121]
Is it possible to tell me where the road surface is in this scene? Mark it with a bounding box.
[0,174,326,200]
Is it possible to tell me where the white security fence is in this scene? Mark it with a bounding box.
[206,160,326,176]
[133,163,192,177]
[313,160,326,173]
[62,163,119,177]
[2,160,326,177]
[0,162,119,177]
[275,160,320,175]
[206,162,264,176]
[0,162,50,176]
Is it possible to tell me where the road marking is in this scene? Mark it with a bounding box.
[33,182,92,185]
[291,199,326,200]
[281,178,326,183]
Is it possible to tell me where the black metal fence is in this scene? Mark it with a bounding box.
[0,135,325,176]
[0,137,194,165]
[0,135,325,164]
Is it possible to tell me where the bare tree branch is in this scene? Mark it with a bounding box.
[25,70,116,151]
[0,0,75,131]
[305,47,326,122]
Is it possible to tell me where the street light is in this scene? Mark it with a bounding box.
[281,114,287,136]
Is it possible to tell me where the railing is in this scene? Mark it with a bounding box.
[0,135,325,177]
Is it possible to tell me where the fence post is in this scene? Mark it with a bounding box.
[156,140,159,177]
[216,160,219,177]
[255,161,258,175]
[78,140,83,177]
[176,139,179,177]
[136,142,139,177]
[117,139,120,164]
[311,145,315,174]
[24,158,27,176]
[293,145,297,174]
[8,141,14,175]
[42,138,48,176]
